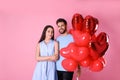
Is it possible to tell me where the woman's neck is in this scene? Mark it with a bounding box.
[44,38,51,44]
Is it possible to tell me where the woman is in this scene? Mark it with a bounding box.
[32,25,58,80]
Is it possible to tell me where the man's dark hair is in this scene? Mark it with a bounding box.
[56,18,67,25]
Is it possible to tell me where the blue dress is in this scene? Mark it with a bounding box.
[32,40,57,80]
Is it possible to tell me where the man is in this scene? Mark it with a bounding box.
[56,18,74,80]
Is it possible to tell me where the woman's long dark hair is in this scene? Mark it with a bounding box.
[38,25,54,43]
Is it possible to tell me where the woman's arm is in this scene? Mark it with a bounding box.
[35,42,58,61]
[35,43,51,61]
[53,41,59,61]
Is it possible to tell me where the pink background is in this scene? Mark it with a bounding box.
[0,0,120,80]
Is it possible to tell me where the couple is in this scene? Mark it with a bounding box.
[32,18,74,80]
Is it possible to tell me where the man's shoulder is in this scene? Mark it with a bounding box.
[66,34,73,39]
[56,35,61,40]
[56,34,73,39]
[57,34,73,43]
[67,34,73,37]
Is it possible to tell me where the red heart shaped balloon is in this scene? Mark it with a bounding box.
[72,30,91,46]
[70,46,89,61]
[62,59,78,71]
[72,13,84,31]
[90,32,109,57]
[83,15,98,35]
[79,56,92,67]
[60,47,71,59]
[89,59,104,72]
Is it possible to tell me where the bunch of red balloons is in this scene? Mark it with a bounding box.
[61,13,109,72]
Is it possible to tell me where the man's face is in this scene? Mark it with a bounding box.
[57,22,67,34]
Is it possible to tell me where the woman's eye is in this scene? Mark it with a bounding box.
[48,31,50,33]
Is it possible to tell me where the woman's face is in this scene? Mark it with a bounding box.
[45,27,54,39]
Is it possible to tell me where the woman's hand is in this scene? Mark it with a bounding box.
[77,65,81,77]
[50,54,58,61]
